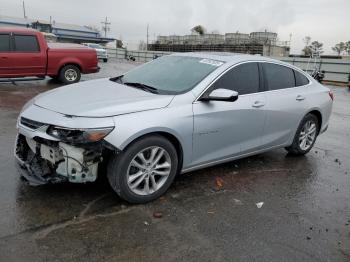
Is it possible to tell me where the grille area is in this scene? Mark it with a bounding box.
[20,117,45,130]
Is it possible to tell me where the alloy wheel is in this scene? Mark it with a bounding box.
[299,120,317,151]
[126,146,172,196]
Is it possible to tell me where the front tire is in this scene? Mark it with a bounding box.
[285,114,319,155]
[59,65,81,84]
[107,135,178,204]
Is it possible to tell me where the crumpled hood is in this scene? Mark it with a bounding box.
[34,78,174,117]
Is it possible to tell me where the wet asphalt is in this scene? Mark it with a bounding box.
[0,59,349,262]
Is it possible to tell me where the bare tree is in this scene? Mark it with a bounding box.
[345,41,350,55]
[309,41,324,56]
[191,25,206,36]
[332,42,346,55]
[116,39,123,48]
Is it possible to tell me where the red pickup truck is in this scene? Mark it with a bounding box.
[0,27,99,84]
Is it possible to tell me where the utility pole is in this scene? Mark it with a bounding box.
[146,24,149,51]
[101,17,111,38]
[22,1,27,19]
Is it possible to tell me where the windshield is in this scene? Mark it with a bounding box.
[89,44,103,49]
[119,56,224,94]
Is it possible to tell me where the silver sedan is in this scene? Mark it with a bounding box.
[15,53,333,203]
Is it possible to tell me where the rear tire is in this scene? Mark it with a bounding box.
[285,113,319,155]
[58,65,81,84]
[107,135,178,204]
[103,58,108,63]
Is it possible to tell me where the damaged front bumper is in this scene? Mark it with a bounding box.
[15,133,104,186]
[14,106,117,186]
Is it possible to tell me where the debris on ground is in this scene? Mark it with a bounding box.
[212,177,225,192]
[307,236,311,240]
[171,193,180,199]
[215,177,224,188]
[233,199,243,205]
[256,202,264,209]
[144,221,150,226]
[153,212,163,219]
[207,210,215,214]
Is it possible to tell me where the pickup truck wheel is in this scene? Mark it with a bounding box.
[107,135,178,204]
[59,65,81,84]
[103,58,108,63]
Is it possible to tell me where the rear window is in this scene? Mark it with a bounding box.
[294,70,310,86]
[0,34,10,52]
[263,63,295,90]
[14,35,40,52]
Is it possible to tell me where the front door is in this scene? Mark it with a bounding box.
[11,34,46,77]
[192,62,267,167]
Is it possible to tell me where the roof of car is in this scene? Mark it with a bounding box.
[0,27,39,33]
[171,52,279,63]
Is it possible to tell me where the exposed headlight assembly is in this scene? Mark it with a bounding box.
[47,126,114,144]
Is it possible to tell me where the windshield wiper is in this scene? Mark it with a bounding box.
[123,82,159,94]
[109,75,124,84]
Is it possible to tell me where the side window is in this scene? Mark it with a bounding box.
[0,34,10,52]
[14,35,40,52]
[294,70,310,86]
[263,63,295,91]
[211,62,260,95]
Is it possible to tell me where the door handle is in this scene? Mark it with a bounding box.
[252,101,265,108]
[1,56,8,59]
[296,95,306,101]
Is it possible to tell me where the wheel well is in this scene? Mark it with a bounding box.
[309,110,322,133]
[126,132,184,173]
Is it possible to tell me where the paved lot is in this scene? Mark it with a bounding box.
[0,59,349,262]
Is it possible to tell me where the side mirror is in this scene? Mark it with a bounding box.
[200,88,239,102]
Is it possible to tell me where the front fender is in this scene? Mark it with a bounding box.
[104,105,194,169]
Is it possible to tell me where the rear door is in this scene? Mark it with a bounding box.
[0,33,12,77]
[192,62,267,166]
[261,62,309,147]
[11,34,46,77]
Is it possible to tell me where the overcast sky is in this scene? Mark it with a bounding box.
[1,0,349,54]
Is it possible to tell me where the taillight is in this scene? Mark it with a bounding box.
[329,91,334,101]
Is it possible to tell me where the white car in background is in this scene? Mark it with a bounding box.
[83,43,108,62]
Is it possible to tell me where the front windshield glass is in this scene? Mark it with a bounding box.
[89,44,103,49]
[120,56,224,94]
